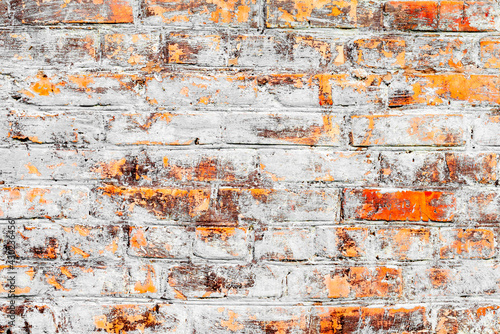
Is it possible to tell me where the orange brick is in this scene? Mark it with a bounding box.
[384,1,439,30]
[344,189,456,222]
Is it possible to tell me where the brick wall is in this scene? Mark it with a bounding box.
[1,0,500,332]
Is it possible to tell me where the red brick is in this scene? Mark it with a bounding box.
[12,0,134,24]
[142,0,259,27]
[439,1,497,31]
[288,266,402,299]
[384,1,439,30]
[194,227,250,259]
[351,114,465,147]
[344,189,456,222]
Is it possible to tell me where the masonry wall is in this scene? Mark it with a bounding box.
[0,0,500,332]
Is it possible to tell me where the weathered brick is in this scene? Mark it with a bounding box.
[0,186,89,219]
[315,226,369,259]
[104,112,221,146]
[129,263,285,299]
[389,74,500,106]
[384,1,439,30]
[380,152,498,185]
[266,0,383,29]
[223,113,342,146]
[254,227,313,261]
[258,150,378,183]
[408,36,476,71]
[142,0,259,27]
[12,0,134,24]
[0,264,127,296]
[344,189,456,222]
[473,113,500,146]
[405,263,500,299]
[314,305,428,333]
[128,225,192,259]
[349,38,405,68]
[103,32,164,68]
[351,114,465,147]
[287,266,402,299]
[2,223,122,260]
[0,304,58,333]
[375,227,433,260]
[194,227,250,259]
[63,303,188,333]
[435,305,500,333]
[438,1,497,31]
[438,228,496,259]
[166,32,228,66]
[481,38,500,68]
[463,190,500,223]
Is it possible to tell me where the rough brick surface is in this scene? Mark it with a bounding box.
[1,0,500,332]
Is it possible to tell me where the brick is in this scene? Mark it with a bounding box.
[389,73,500,107]
[375,228,433,260]
[2,224,122,260]
[315,227,369,259]
[15,71,147,107]
[349,38,405,68]
[145,71,386,108]
[0,0,8,25]
[7,109,105,146]
[0,186,89,219]
[314,305,428,333]
[63,303,188,333]
[474,113,500,145]
[287,266,402,299]
[438,1,497,31]
[228,33,345,69]
[130,263,285,299]
[142,0,259,27]
[344,189,456,222]
[481,38,500,68]
[223,113,342,146]
[409,37,475,71]
[266,0,383,29]
[464,190,500,223]
[0,303,58,333]
[438,228,496,259]
[103,33,164,68]
[166,32,228,66]
[0,264,127,296]
[12,0,134,24]
[194,227,250,260]
[351,114,465,147]
[254,227,314,261]
[258,150,378,183]
[191,305,311,333]
[405,263,500,299]
[128,225,192,259]
[380,152,498,185]
[435,305,500,333]
[104,112,221,146]
[384,1,439,30]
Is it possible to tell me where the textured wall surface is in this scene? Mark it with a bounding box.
[1,0,500,332]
